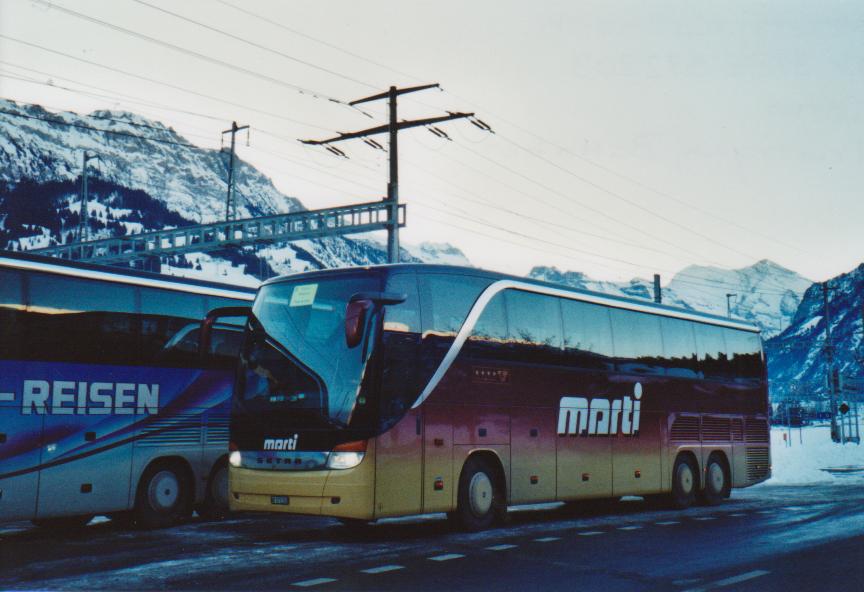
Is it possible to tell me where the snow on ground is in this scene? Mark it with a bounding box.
[160,253,261,288]
[766,424,864,485]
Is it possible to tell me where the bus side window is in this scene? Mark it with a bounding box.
[466,291,508,359]
[205,297,249,370]
[660,317,699,379]
[140,288,206,368]
[724,329,763,385]
[609,308,665,376]
[504,290,563,364]
[561,299,615,371]
[25,273,139,365]
[0,269,25,359]
[418,274,491,337]
[694,323,732,381]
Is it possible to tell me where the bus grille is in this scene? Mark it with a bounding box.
[731,418,745,442]
[701,416,731,441]
[745,419,770,443]
[205,415,230,445]
[139,413,202,446]
[745,447,770,483]
[670,416,700,441]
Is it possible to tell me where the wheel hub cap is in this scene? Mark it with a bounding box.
[709,463,724,492]
[148,470,179,511]
[468,472,493,517]
[678,464,693,495]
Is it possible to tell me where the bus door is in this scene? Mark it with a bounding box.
[374,272,423,517]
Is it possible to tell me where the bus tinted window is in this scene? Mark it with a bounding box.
[419,274,491,336]
[610,308,664,375]
[561,299,614,370]
[384,273,421,334]
[505,290,562,363]
[467,291,508,358]
[140,287,206,368]
[660,317,699,378]
[0,269,25,359]
[694,323,731,380]
[26,273,139,365]
[724,328,763,383]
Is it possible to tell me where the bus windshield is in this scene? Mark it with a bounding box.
[241,275,381,428]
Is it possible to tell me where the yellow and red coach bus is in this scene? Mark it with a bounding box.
[219,265,770,530]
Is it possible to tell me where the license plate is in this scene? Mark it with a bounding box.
[271,495,289,505]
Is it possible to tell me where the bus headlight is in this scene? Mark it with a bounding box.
[327,440,367,470]
[229,450,242,468]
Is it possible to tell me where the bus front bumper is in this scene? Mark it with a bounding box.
[228,447,375,520]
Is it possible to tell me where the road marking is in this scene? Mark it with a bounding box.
[693,516,716,521]
[578,531,604,536]
[0,392,14,402]
[428,553,464,561]
[681,569,770,592]
[485,544,517,551]
[534,536,561,542]
[713,570,770,587]
[292,578,337,587]
[618,525,642,531]
[728,513,747,517]
[656,521,679,526]
[360,565,404,574]
[757,510,775,515]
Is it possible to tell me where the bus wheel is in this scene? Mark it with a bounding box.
[671,455,698,509]
[199,461,229,520]
[133,461,190,529]
[699,454,729,506]
[455,456,505,531]
[31,515,94,530]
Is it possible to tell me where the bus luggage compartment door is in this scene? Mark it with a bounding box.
[0,398,43,521]
[36,413,134,518]
[422,405,454,513]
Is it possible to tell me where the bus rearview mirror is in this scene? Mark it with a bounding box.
[345,299,373,348]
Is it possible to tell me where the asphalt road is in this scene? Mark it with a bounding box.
[1,481,863,591]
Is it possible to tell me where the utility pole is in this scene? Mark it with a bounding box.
[77,151,99,242]
[653,274,662,304]
[823,281,839,442]
[301,83,481,263]
[726,293,737,318]
[222,121,249,222]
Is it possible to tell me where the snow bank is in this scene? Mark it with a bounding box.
[766,425,864,485]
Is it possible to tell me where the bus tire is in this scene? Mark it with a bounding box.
[699,454,729,506]
[199,460,229,521]
[671,454,698,509]
[455,455,505,531]
[31,515,94,530]
[133,460,190,529]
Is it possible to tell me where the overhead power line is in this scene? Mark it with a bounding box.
[36,1,348,104]
[0,35,332,132]
[130,0,378,92]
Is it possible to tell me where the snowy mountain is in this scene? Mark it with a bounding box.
[0,98,469,277]
[530,260,812,338]
[765,263,864,400]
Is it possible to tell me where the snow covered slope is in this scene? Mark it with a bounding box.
[530,260,812,338]
[766,263,863,399]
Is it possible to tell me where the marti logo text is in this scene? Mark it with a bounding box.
[558,383,643,437]
[264,435,299,451]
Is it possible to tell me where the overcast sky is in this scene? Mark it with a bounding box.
[1,0,862,283]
